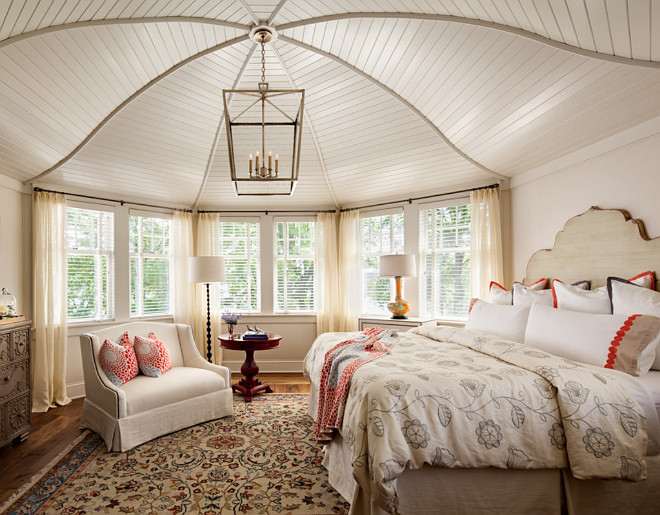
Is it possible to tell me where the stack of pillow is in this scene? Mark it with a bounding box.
[466,272,660,377]
[99,331,172,387]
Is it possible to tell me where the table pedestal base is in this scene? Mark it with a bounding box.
[232,348,272,402]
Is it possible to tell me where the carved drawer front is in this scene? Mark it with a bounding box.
[7,393,30,438]
[0,333,9,363]
[11,328,29,360]
[0,403,6,443]
[0,359,29,403]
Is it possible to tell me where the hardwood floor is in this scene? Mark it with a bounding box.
[0,373,310,506]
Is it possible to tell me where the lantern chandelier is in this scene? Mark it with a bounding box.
[223,26,305,195]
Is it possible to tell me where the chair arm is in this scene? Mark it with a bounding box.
[176,324,231,387]
[79,334,127,418]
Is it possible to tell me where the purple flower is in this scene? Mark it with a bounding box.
[221,312,240,325]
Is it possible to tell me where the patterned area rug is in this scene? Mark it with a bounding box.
[3,394,350,514]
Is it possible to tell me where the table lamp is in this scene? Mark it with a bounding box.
[379,254,417,319]
[190,256,226,362]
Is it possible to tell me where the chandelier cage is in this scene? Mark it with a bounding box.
[223,27,305,196]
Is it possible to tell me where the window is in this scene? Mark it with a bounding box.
[217,221,260,312]
[129,214,172,317]
[420,202,471,320]
[360,212,404,314]
[274,220,316,312]
[66,206,114,321]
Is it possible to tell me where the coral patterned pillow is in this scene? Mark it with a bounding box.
[134,333,172,377]
[99,331,139,387]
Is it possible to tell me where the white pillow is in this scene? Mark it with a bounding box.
[552,273,655,314]
[466,300,530,343]
[552,280,611,314]
[524,303,660,376]
[512,283,553,307]
[610,278,660,370]
[489,279,545,305]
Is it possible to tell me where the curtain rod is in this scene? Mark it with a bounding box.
[33,187,194,213]
[339,183,500,212]
[198,209,337,214]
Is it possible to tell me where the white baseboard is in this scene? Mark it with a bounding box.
[67,381,86,399]
[222,360,303,374]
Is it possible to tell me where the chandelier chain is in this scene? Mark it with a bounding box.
[260,34,266,83]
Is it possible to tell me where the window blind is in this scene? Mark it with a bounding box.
[360,213,404,314]
[217,221,260,312]
[129,215,172,316]
[66,207,114,321]
[420,203,471,320]
[274,221,316,312]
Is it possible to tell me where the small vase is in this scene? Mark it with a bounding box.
[228,324,235,338]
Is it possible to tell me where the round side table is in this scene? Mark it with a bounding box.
[219,333,281,402]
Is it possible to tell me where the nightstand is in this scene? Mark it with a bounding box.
[358,316,436,331]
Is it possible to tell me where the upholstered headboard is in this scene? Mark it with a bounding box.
[524,207,660,291]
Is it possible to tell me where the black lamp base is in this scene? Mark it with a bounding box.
[390,315,408,319]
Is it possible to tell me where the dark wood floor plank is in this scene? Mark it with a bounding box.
[0,373,310,506]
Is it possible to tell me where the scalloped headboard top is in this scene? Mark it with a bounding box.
[524,207,660,291]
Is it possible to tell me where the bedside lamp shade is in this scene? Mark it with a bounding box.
[379,254,417,278]
[379,254,416,319]
[190,256,226,283]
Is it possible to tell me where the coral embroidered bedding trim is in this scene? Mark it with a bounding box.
[305,326,648,515]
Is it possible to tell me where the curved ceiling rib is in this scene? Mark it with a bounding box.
[0,17,250,50]
[277,13,660,70]
[271,44,340,208]
[192,44,257,209]
[27,34,250,185]
[277,35,506,182]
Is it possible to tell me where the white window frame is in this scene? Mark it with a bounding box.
[419,198,471,321]
[359,208,405,315]
[128,210,173,318]
[216,217,261,313]
[273,216,317,314]
[65,201,115,322]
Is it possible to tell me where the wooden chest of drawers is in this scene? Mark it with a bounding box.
[0,320,31,448]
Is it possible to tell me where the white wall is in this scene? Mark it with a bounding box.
[510,117,660,281]
[0,177,31,319]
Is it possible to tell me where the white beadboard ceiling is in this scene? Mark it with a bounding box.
[1,0,660,210]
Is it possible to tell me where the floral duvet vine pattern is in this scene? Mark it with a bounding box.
[304,326,648,515]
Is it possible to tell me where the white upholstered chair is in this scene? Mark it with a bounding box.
[79,321,232,452]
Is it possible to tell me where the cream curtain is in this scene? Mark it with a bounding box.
[32,191,71,412]
[194,213,223,364]
[470,187,504,300]
[172,211,194,326]
[336,210,360,332]
[316,212,339,334]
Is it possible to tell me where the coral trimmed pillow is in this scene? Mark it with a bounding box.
[489,279,546,305]
[609,278,660,370]
[466,300,531,343]
[99,331,139,386]
[134,333,172,377]
[524,303,660,376]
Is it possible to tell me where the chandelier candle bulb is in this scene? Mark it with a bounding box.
[256,151,259,170]
[275,154,278,173]
[268,151,272,170]
[249,154,252,173]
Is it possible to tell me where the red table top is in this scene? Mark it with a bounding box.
[218,333,281,351]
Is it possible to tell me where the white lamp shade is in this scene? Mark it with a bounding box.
[189,256,226,283]
[379,254,417,278]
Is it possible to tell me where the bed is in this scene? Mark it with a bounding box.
[303,207,660,514]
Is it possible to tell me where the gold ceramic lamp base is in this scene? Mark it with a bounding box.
[387,276,411,319]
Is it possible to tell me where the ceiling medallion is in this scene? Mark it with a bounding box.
[223,26,305,195]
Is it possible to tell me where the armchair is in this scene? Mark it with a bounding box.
[80,321,232,451]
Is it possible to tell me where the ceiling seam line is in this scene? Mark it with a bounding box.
[276,13,660,69]
[192,43,257,209]
[268,0,289,25]
[277,35,506,181]
[237,0,259,25]
[26,33,250,185]
[271,42,340,209]
[0,16,251,49]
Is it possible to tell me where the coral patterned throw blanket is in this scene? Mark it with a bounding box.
[315,327,400,441]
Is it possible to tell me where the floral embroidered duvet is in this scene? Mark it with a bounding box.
[303,325,648,515]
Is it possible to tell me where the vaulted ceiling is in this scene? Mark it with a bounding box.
[1,0,659,210]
